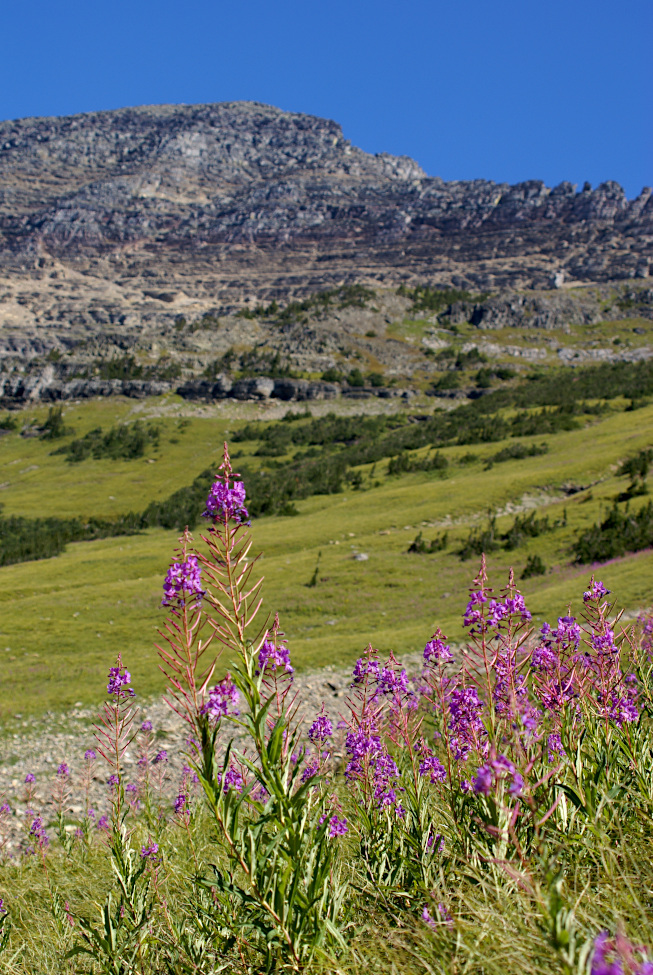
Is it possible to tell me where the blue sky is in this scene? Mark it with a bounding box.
[2,0,651,197]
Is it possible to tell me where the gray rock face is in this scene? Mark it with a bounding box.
[0,374,172,403]
[0,101,651,406]
[443,289,653,331]
[176,375,339,403]
[0,102,650,292]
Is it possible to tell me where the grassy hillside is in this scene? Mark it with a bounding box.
[0,387,651,722]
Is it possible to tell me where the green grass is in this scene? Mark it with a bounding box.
[0,395,652,721]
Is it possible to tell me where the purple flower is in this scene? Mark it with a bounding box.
[607,683,639,726]
[107,664,135,698]
[140,842,159,861]
[125,783,138,794]
[472,765,493,795]
[153,750,168,765]
[592,629,618,655]
[509,772,524,797]
[351,656,381,685]
[378,665,410,697]
[203,478,249,524]
[201,674,240,722]
[84,749,96,762]
[219,766,244,794]
[422,906,437,930]
[418,753,447,784]
[463,590,488,630]
[161,556,204,608]
[345,729,382,767]
[302,760,319,783]
[96,815,110,831]
[472,755,523,798]
[448,686,485,760]
[502,592,532,623]
[257,639,294,676]
[174,793,188,816]
[424,633,453,664]
[323,814,348,838]
[590,932,623,975]
[547,732,565,763]
[141,720,153,732]
[56,763,70,778]
[24,773,35,784]
[0,899,6,915]
[29,817,49,847]
[107,774,119,788]
[0,803,11,816]
[584,580,611,604]
[308,712,333,744]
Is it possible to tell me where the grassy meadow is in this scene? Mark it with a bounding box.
[0,391,652,723]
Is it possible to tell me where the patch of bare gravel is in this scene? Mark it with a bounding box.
[0,652,425,851]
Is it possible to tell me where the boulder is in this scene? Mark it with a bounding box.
[231,377,275,400]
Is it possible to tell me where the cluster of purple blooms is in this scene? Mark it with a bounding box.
[308,711,333,744]
[203,478,249,525]
[201,674,240,722]
[217,766,244,794]
[174,793,188,817]
[345,727,403,810]
[29,816,49,849]
[463,589,532,634]
[257,638,294,677]
[418,751,447,784]
[107,664,135,699]
[161,556,204,608]
[584,581,611,604]
[423,633,453,664]
[324,814,348,838]
[140,842,160,861]
[473,754,524,798]
[447,686,486,761]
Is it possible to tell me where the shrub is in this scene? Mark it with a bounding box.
[38,406,71,441]
[347,368,365,387]
[573,500,653,563]
[53,421,160,463]
[408,530,448,553]
[521,553,546,578]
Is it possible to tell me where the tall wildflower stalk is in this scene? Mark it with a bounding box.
[156,444,348,972]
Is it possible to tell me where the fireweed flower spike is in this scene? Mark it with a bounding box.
[156,526,222,731]
[200,673,240,722]
[140,841,160,861]
[257,635,294,676]
[308,708,333,744]
[584,579,611,604]
[424,631,453,665]
[161,555,204,609]
[93,653,138,824]
[203,474,249,525]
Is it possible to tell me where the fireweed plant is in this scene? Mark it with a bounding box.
[0,444,652,973]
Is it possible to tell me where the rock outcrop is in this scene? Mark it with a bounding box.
[0,102,651,404]
[0,102,650,296]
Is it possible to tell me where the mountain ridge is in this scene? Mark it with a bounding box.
[0,101,651,404]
